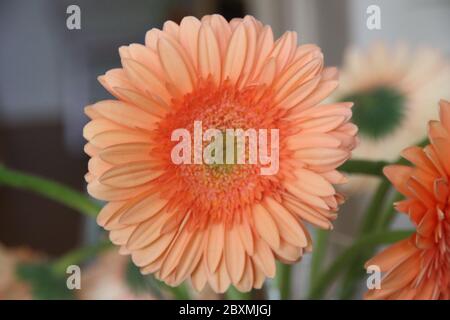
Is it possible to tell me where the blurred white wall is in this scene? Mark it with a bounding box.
[348,0,450,53]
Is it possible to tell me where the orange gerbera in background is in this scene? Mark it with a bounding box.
[365,100,450,300]
[83,14,357,293]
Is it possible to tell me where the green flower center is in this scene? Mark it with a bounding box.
[342,87,405,140]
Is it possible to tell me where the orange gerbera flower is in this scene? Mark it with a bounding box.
[365,100,450,300]
[84,14,357,293]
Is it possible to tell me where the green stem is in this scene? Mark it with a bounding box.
[310,229,329,284]
[339,159,388,177]
[335,137,428,299]
[308,229,413,299]
[276,263,292,300]
[360,180,391,233]
[377,191,404,229]
[164,283,191,300]
[337,180,391,299]
[51,240,113,276]
[0,165,100,218]
[225,287,252,300]
[339,137,428,177]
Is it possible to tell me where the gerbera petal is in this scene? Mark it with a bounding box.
[287,132,341,150]
[431,138,450,175]
[98,68,135,100]
[252,238,276,278]
[207,257,231,294]
[365,238,417,272]
[284,182,329,210]
[225,226,246,284]
[162,20,179,38]
[207,14,231,57]
[87,179,147,201]
[128,43,166,79]
[100,161,162,188]
[439,99,450,131]
[89,130,150,149]
[96,201,126,228]
[113,87,168,118]
[131,230,176,267]
[206,223,225,273]
[293,169,335,197]
[252,203,280,250]
[119,192,168,224]
[277,75,321,110]
[198,24,221,85]
[83,118,124,141]
[222,23,247,83]
[126,209,173,250]
[269,31,297,74]
[158,36,195,94]
[160,227,194,279]
[263,197,308,247]
[250,25,274,80]
[237,16,258,88]
[109,225,136,246]
[273,240,302,262]
[179,16,201,69]
[237,220,254,255]
[383,165,414,197]
[234,256,254,292]
[292,80,339,113]
[121,58,171,104]
[191,258,207,292]
[380,252,421,290]
[173,230,205,284]
[274,57,322,102]
[92,100,159,131]
[99,143,153,165]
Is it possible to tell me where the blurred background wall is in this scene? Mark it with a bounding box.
[0,0,449,298]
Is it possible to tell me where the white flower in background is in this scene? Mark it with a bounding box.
[334,42,450,190]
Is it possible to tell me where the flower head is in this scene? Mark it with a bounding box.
[365,100,450,300]
[335,43,450,191]
[84,14,357,293]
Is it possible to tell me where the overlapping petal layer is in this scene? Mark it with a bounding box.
[365,100,450,300]
[84,14,357,292]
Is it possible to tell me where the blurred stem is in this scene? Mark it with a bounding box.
[310,229,329,284]
[225,287,252,300]
[276,263,292,300]
[308,229,413,299]
[340,137,428,178]
[339,159,388,177]
[51,240,113,276]
[164,283,191,300]
[336,137,428,299]
[377,191,404,229]
[337,191,404,299]
[0,165,100,218]
[339,179,391,299]
[337,180,391,299]
[360,180,391,233]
